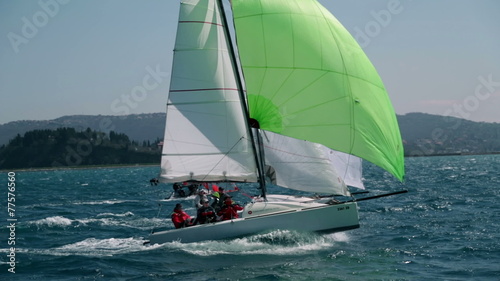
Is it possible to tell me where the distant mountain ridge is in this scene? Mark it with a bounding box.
[1,112,500,156]
[0,113,166,146]
[398,112,500,156]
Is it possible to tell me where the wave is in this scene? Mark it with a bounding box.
[18,237,162,257]
[31,216,74,227]
[27,215,166,231]
[73,199,135,205]
[20,223,330,259]
[96,211,135,217]
[24,199,138,210]
[160,229,346,256]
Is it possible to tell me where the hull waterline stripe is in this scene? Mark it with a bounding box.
[243,202,356,220]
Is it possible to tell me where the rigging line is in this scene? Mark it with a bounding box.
[199,136,247,182]
[150,202,163,235]
[153,170,167,221]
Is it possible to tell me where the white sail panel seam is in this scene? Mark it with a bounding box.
[167,100,241,106]
[179,20,223,27]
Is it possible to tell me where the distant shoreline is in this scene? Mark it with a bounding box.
[2,152,500,172]
[0,163,159,173]
[406,151,500,157]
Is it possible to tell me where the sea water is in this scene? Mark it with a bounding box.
[0,155,499,280]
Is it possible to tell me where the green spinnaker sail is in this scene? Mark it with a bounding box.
[232,0,405,181]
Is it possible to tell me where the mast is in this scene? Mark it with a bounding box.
[216,0,267,198]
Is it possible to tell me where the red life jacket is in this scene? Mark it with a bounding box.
[171,210,191,228]
[217,204,243,221]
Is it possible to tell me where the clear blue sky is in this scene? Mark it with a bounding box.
[1,0,499,125]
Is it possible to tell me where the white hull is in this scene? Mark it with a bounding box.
[147,196,359,244]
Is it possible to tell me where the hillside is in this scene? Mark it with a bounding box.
[1,112,500,160]
[398,113,500,156]
[0,113,165,146]
[0,128,161,169]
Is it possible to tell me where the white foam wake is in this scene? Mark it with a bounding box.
[28,215,166,231]
[161,229,345,256]
[96,211,135,217]
[20,237,162,257]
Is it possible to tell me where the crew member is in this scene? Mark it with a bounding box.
[196,199,217,224]
[217,196,243,221]
[171,203,194,228]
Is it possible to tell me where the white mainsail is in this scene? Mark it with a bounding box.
[160,0,258,183]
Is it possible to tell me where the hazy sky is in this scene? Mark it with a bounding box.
[1,0,499,125]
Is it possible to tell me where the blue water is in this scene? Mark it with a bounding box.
[1,155,499,280]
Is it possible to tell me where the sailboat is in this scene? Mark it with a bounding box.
[147,0,405,245]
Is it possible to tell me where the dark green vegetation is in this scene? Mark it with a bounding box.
[0,127,161,169]
[0,113,165,146]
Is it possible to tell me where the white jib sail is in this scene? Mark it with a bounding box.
[160,0,258,183]
[321,147,365,190]
[262,131,361,196]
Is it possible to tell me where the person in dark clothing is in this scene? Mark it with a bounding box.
[173,183,186,197]
[187,183,199,196]
[217,196,243,221]
[196,199,217,224]
[218,187,230,203]
[211,192,222,212]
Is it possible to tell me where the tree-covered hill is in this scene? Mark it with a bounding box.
[0,127,161,170]
[398,113,500,156]
[0,113,165,146]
